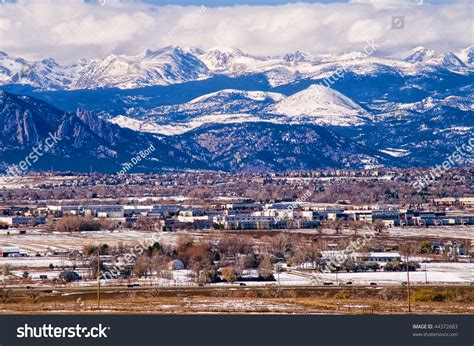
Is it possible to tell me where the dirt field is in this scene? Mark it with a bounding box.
[0,285,472,315]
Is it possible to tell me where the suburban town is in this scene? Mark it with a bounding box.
[0,169,472,314]
[0,0,472,344]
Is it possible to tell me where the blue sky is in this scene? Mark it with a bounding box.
[4,0,467,5]
[135,0,347,4]
[125,0,463,4]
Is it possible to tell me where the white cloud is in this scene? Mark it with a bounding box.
[347,19,385,43]
[0,0,471,63]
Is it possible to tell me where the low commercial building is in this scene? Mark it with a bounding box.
[364,252,402,263]
[214,215,274,230]
[0,216,45,226]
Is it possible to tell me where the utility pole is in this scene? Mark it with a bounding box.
[406,253,411,313]
[424,262,427,284]
[275,263,281,286]
[97,249,101,310]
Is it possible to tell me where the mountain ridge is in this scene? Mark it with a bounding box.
[1,46,472,91]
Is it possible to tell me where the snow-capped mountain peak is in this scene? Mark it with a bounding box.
[284,50,315,63]
[0,45,472,91]
[198,47,263,73]
[188,89,284,104]
[143,46,185,59]
[405,46,465,68]
[267,84,370,126]
[72,47,210,89]
[456,45,474,66]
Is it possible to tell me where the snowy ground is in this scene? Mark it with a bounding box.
[0,175,82,189]
[273,263,474,286]
[387,225,474,240]
[256,225,474,240]
[2,225,473,256]
[2,263,472,287]
[0,257,76,268]
[0,229,179,253]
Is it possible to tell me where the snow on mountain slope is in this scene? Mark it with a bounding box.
[108,89,286,134]
[284,50,319,63]
[198,47,472,87]
[379,148,410,157]
[109,85,371,134]
[73,47,210,89]
[266,84,370,126]
[198,47,325,86]
[110,113,278,135]
[124,89,285,121]
[197,47,470,88]
[368,95,474,118]
[188,89,284,104]
[198,47,265,74]
[0,46,472,90]
[0,51,25,84]
[456,46,474,66]
[398,96,474,112]
[405,46,466,69]
[108,115,163,134]
[0,47,210,90]
[0,52,72,90]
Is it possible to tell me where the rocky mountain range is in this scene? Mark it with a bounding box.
[1,46,473,91]
[0,46,472,173]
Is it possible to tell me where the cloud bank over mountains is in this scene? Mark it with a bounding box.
[0,0,471,63]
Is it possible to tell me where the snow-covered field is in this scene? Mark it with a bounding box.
[258,225,474,240]
[274,263,474,286]
[0,229,178,253]
[0,175,82,189]
[387,226,474,240]
[0,257,75,268]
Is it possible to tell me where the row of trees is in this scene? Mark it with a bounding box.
[384,261,420,272]
[55,216,110,232]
